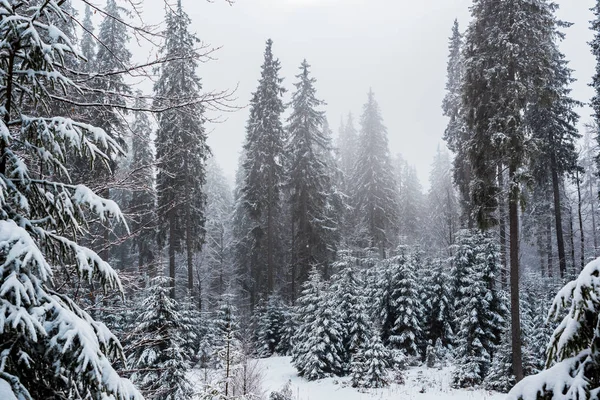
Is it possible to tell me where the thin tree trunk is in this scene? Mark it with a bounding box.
[497,163,508,287]
[568,203,576,276]
[169,213,176,299]
[186,207,194,295]
[550,153,567,278]
[509,165,523,382]
[589,176,598,257]
[576,170,585,269]
[546,214,553,278]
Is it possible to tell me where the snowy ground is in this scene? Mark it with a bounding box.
[258,356,505,400]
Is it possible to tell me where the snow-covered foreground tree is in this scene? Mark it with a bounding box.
[507,258,600,399]
[0,1,141,398]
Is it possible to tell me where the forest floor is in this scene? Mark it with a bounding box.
[258,356,505,400]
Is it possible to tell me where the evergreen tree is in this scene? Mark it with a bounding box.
[155,0,208,298]
[507,258,600,399]
[591,0,600,178]
[292,267,344,380]
[398,163,425,246]
[452,231,506,387]
[421,258,454,348]
[387,253,422,358]
[255,295,286,357]
[0,2,141,398]
[239,39,286,306]
[351,90,398,258]
[129,93,157,275]
[329,254,372,372]
[337,113,358,190]
[286,60,336,291]
[442,20,472,228]
[462,0,563,381]
[350,334,391,389]
[128,277,193,400]
[80,4,96,73]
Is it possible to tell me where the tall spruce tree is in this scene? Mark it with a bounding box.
[129,94,157,276]
[286,60,336,292]
[0,1,141,397]
[239,39,286,307]
[442,20,472,228]
[591,0,600,179]
[155,0,209,298]
[462,0,563,381]
[351,90,398,258]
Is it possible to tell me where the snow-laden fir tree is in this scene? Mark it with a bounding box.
[350,90,398,258]
[351,334,391,389]
[337,113,358,188]
[155,0,209,298]
[452,230,506,388]
[255,294,287,357]
[507,257,600,399]
[442,20,472,228]
[239,39,286,306]
[0,1,141,398]
[128,277,192,400]
[286,60,336,291]
[462,0,567,380]
[592,0,600,177]
[382,252,422,358]
[421,258,454,349]
[129,93,157,275]
[329,252,372,372]
[276,305,297,356]
[397,163,425,246]
[292,267,345,380]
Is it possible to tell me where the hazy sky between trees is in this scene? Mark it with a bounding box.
[122,0,596,187]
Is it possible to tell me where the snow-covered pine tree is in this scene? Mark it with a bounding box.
[452,231,506,388]
[592,0,600,178]
[276,305,297,356]
[350,334,391,389]
[128,276,192,400]
[329,253,372,372]
[442,19,472,228]
[239,39,286,306]
[337,113,358,189]
[385,252,422,359]
[421,258,454,349]
[507,258,600,399]
[462,0,566,381]
[155,0,208,298]
[351,90,398,258]
[255,294,286,357]
[129,93,157,276]
[292,267,345,380]
[80,4,96,73]
[0,1,141,398]
[286,60,336,291]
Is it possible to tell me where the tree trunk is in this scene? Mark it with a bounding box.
[497,163,508,287]
[169,213,176,299]
[589,175,598,257]
[186,207,194,294]
[568,203,576,276]
[576,170,585,270]
[546,214,553,278]
[509,164,523,382]
[550,153,567,278]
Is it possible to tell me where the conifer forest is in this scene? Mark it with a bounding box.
[5,0,600,399]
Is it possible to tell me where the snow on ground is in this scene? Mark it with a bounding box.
[258,356,505,400]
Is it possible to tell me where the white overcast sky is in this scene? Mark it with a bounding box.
[114,0,597,188]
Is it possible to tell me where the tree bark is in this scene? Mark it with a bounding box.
[497,163,508,287]
[589,175,598,257]
[509,164,524,382]
[169,212,176,299]
[546,214,553,278]
[550,153,567,278]
[576,170,585,270]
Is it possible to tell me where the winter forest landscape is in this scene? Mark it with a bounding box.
[7,0,600,399]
